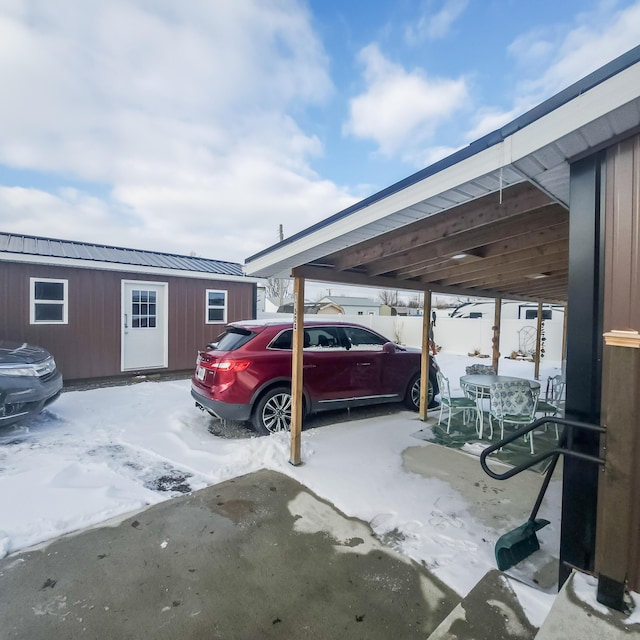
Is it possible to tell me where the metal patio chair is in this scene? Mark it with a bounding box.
[436,370,477,434]
[489,380,539,454]
[535,374,566,439]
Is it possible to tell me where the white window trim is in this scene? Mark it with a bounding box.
[30,277,68,324]
[205,289,228,324]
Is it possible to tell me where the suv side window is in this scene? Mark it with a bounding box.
[304,327,342,349]
[269,327,346,350]
[342,326,387,350]
[269,329,292,350]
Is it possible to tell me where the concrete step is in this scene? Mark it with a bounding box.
[535,570,640,639]
[426,569,540,640]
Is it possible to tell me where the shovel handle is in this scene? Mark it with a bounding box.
[529,451,561,523]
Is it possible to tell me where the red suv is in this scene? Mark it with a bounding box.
[191,320,439,435]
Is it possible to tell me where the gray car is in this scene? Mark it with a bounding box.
[0,341,63,427]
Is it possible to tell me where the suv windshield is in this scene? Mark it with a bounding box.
[211,327,255,351]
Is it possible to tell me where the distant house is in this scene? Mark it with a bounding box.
[0,232,257,383]
[315,296,378,316]
[379,304,423,317]
[276,298,323,314]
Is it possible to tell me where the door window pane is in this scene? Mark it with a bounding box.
[131,289,157,329]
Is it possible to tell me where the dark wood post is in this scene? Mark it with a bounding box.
[534,302,543,380]
[420,290,432,420]
[596,330,640,608]
[492,297,501,373]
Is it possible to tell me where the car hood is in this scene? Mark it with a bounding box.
[0,341,51,365]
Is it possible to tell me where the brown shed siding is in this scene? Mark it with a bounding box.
[167,276,256,371]
[0,261,255,382]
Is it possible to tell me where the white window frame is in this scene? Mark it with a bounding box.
[205,289,228,324]
[30,277,68,325]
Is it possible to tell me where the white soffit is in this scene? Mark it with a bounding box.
[245,57,640,280]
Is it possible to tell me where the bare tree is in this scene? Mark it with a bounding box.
[378,289,399,306]
[265,277,293,304]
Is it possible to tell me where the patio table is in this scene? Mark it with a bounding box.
[459,374,541,438]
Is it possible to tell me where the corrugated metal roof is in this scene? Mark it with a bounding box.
[0,232,244,277]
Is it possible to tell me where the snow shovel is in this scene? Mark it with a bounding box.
[494,451,560,571]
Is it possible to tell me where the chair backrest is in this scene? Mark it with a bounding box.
[465,364,496,375]
[489,380,535,418]
[435,370,450,399]
[546,375,566,403]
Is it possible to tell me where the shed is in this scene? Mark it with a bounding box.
[244,46,640,606]
[0,232,257,383]
[316,295,378,316]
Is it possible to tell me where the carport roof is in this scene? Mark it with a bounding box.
[244,46,640,304]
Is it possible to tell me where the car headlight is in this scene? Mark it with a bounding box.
[0,365,40,377]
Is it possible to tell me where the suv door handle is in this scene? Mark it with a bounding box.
[303,364,316,369]
[357,362,371,366]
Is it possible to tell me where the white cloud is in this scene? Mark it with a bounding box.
[414,144,465,168]
[406,0,469,43]
[343,44,468,160]
[0,0,351,263]
[510,1,640,101]
[462,1,640,145]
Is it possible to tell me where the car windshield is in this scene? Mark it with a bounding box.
[211,327,255,351]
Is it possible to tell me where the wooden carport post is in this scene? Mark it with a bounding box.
[534,301,544,380]
[420,290,432,420]
[492,297,501,373]
[289,276,305,466]
[596,330,640,608]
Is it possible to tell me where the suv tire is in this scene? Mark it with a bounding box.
[403,372,436,411]
[252,386,296,435]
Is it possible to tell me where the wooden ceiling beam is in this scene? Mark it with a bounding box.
[397,239,568,282]
[390,219,568,278]
[367,205,567,276]
[291,264,566,303]
[443,259,568,289]
[416,240,569,281]
[332,182,555,270]
[493,274,568,297]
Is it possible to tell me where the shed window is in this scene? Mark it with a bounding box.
[30,278,68,324]
[206,289,227,324]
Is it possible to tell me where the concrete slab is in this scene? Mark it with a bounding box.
[535,571,640,640]
[0,469,459,639]
[402,443,561,591]
[427,570,538,640]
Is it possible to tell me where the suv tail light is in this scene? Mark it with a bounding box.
[200,359,251,373]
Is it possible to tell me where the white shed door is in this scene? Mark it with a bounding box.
[122,281,168,371]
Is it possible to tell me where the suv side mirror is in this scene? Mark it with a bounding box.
[382,342,396,354]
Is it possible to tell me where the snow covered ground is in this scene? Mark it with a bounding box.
[1,352,568,623]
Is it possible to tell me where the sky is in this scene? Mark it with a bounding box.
[1,0,640,268]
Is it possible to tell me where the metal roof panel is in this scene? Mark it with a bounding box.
[0,232,244,277]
